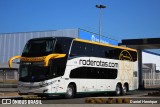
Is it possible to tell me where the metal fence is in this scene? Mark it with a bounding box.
[143,72,160,87]
[0,68,18,84]
[0,68,18,92]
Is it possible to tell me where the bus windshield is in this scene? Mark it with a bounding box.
[22,38,55,57]
[19,62,61,82]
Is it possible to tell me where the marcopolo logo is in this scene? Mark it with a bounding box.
[79,59,118,68]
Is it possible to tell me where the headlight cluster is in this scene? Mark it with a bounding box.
[39,80,57,87]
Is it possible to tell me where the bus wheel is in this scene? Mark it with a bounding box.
[65,84,75,99]
[122,84,128,95]
[115,84,122,96]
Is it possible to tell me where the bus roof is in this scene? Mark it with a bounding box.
[27,37,74,41]
[26,37,137,52]
[74,38,137,52]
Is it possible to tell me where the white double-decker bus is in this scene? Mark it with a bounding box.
[9,37,138,98]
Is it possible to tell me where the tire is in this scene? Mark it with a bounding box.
[65,84,75,99]
[115,84,122,96]
[122,84,128,95]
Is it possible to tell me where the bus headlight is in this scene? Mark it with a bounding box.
[40,80,57,87]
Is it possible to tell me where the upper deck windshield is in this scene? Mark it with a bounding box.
[22,38,55,57]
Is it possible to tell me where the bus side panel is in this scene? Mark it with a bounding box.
[117,60,138,91]
[133,61,138,90]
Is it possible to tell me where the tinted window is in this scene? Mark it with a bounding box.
[54,38,72,54]
[70,41,87,57]
[22,39,54,57]
[85,43,93,56]
[130,51,137,61]
[70,41,137,61]
[70,67,117,79]
[71,41,104,57]
[92,45,101,57]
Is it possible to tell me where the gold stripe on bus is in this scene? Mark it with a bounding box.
[8,55,21,68]
[44,54,66,66]
[8,54,66,68]
[74,38,137,52]
[21,56,46,62]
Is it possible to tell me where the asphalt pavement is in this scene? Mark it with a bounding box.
[0,89,160,104]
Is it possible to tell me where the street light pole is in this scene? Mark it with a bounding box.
[96,5,106,42]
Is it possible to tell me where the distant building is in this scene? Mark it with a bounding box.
[142,51,160,86]
[142,50,160,71]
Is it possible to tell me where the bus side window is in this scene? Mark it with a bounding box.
[54,43,63,53]
[130,51,137,61]
[106,49,121,60]
[55,39,72,54]
[70,41,86,57]
[92,45,100,57]
[133,71,137,77]
[79,43,86,56]
[85,43,93,56]
[70,41,79,57]
[114,49,121,60]
[101,46,106,58]
[104,49,110,58]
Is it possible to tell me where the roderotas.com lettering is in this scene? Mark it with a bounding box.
[79,59,118,68]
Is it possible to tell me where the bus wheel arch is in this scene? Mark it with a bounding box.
[65,82,77,98]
